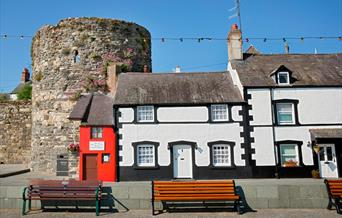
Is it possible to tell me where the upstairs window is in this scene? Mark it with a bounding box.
[137,106,154,122]
[211,104,229,121]
[91,127,103,139]
[276,103,295,125]
[277,71,290,85]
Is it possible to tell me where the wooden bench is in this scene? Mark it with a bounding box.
[324,179,342,214]
[151,180,241,215]
[22,179,103,216]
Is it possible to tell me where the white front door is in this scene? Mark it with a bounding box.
[173,145,193,178]
[318,144,339,178]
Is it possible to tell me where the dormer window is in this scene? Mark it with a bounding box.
[277,72,290,85]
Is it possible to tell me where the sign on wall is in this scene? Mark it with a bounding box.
[89,141,105,151]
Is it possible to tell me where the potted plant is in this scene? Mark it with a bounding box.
[311,169,320,179]
[283,160,298,167]
[67,143,80,153]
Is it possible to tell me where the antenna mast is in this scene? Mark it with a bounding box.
[229,0,242,32]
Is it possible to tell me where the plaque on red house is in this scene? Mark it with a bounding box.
[89,141,105,151]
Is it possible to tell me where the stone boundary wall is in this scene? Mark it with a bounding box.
[0,101,31,164]
[0,180,329,210]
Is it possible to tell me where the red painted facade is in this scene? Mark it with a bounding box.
[79,126,116,182]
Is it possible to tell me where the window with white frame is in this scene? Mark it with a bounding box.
[212,144,231,166]
[91,127,103,139]
[279,144,299,166]
[276,103,295,124]
[211,104,229,121]
[137,106,154,122]
[277,72,290,85]
[137,144,155,166]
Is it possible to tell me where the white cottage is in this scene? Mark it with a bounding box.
[227,25,342,178]
[113,72,252,181]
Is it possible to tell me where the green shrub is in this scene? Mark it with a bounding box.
[17,84,32,100]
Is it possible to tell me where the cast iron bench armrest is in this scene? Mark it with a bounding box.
[324,179,342,214]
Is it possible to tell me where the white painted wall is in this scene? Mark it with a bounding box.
[273,88,342,124]
[118,108,134,123]
[251,127,276,166]
[231,105,243,121]
[118,106,245,168]
[157,106,208,122]
[248,89,273,125]
[227,62,244,96]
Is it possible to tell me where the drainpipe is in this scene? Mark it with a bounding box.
[270,87,279,178]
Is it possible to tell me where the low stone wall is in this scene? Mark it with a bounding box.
[0,179,329,210]
[0,101,31,164]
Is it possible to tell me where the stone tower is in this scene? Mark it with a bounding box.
[31,17,152,173]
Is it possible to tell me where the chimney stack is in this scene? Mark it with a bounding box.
[227,24,243,61]
[284,42,289,54]
[175,65,181,73]
[21,68,30,83]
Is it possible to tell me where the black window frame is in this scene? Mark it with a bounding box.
[275,140,303,167]
[273,99,300,126]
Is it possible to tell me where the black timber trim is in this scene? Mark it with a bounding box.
[250,123,342,127]
[113,106,120,182]
[274,140,304,167]
[243,85,342,89]
[132,141,160,169]
[168,141,197,179]
[242,89,255,166]
[273,99,300,126]
[115,102,246,108]
[207,141,236,168]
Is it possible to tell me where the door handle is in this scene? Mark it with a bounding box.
[180,158,184,160]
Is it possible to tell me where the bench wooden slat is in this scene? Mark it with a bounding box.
[155,196,240,201]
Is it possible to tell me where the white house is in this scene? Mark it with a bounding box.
[227,24,342,178]
[113,72,252,181]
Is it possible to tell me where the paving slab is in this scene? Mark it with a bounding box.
[0,208,341,218]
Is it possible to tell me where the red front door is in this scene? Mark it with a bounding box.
[83,154,98,180]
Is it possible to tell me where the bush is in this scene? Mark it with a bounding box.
[17,84,32,100]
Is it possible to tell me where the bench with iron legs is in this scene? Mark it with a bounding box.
[22,179,102,216]
[151,180,242,215]
[324,179,342,214]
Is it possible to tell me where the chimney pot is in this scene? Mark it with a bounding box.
[231,24,239,31]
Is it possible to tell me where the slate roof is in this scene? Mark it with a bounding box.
[11,81,32,94]
[231,54,342,87]
[310,128,342,139]
[69,93,114,126]
[113,72,244,106]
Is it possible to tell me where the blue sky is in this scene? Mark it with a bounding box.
[0,0,341,93]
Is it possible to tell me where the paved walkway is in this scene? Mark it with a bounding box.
[0,164,30,178]
[1,208,340,218]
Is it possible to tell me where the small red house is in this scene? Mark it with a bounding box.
[69,93,116,182]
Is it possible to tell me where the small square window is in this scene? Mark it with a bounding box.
[102,154,110,163]
[212,144,231,166]
[137,106,154,122]
[91,127,103,139]
[211,104,229,121]
[280,144,299,167]
[276,103,295,125]
[277,72,290,85]
[137,144,155,166]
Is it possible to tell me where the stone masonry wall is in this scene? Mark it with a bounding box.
[31,17,152,173]
[0,101,31,164]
